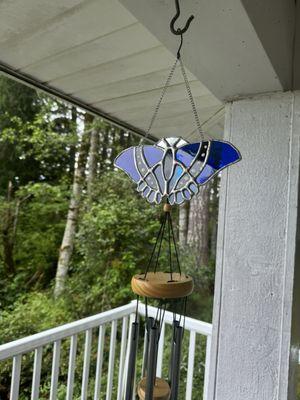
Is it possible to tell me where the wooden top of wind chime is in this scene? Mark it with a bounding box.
[131,272,193,299]
[138,377,170,400]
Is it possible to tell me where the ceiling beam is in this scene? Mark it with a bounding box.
[120,0,296,101]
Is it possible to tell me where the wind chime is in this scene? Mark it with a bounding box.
[114,1,241,399]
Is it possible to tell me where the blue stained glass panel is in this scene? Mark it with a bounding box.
[175,192,184,204]
[143,146,164,167]
[114,137,241,204]
[183,189,191,200]
[207,141,240,169]
[114,148,140,182]
[175,146,197,167]
[189,183,198,194]
[169,193,175,205]
[180,143,200,157]
[196,164,216,184]
[152,166,164,194]
[148,191,156,202]
[168,165,183,192]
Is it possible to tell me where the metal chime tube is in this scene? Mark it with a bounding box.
[169,320,179,383]
[125,321,139,400]
[170,325,183,400]
[145,325,159,400]
[142,317,155,377]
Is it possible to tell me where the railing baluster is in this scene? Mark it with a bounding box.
[156,321,165,378]
[10,354,21,400]
[186,330,196,400]
[66,334,77,400]
[106,319,117,400]
[203,335,212,400]
[31,347,43,400]
[122,313,135,396]
[141,325,147,377]
[94,324,106,400]
[81,329,93,400]
[117,316,128,400]
[50,340,61,400]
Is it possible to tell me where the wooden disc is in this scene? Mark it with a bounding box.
[137,377,170,400]
[131,272,193,299]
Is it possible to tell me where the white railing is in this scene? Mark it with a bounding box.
[0,300,212,400]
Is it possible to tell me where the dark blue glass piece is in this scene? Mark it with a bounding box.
[143,146,164,167]
[175,143,200,167]
[115,148,140,182]
[207,141,241,170]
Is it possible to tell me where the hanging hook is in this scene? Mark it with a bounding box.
[170,0,194,35]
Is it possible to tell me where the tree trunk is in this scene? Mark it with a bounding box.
[87,122,99,199]
[2,181,15,274]
[54,113,90,298]
[187,184,210,266]
[179,202,189,246]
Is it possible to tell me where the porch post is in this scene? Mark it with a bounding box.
[208,91,300,400]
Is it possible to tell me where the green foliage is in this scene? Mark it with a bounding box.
[0,182,69,308]
[67,171,161,316]
[0,75,215,399]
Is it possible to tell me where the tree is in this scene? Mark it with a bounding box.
[179,202,189,246]
[187,184,210,266]
[87,117,99,199]
[54,112,90,297]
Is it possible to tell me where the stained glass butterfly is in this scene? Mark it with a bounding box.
[114,137,241,205]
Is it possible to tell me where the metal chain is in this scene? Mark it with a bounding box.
[141,54,205,142]
[140,58,179,144]
[179,56,205,140]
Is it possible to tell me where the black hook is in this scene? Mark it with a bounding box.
[170,0,194,35]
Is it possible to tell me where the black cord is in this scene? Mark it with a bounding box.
[169,211,182,275]
[134,295,139,324]
[154,212,167,273]
[167,212,173,281]
[144,213,166,278]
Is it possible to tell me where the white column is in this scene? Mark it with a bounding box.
[208,91,300,400]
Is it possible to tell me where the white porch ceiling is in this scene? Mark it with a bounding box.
[0,0,224,141]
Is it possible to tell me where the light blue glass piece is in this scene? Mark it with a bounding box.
[196,165,216,184]
[183,189,191,200]
[175,192,184,204]
[153,165,165,194]
[169,193,175,205]
[189,182,198,194]
[168,165,183,192]
[114,148,140,182]
[148,191,156,203]
[143,146,164,167]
